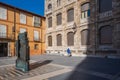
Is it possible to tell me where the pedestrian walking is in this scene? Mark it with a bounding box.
[67,48,72,57]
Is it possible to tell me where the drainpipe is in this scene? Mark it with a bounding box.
[41,26,42,54]
[41,19,43,55]
[13,8,16,56]
[94,0,98,55]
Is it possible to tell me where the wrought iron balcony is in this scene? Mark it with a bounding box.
[0,32,14,40]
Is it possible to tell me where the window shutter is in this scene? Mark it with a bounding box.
[48,36,52,46]
[67,9,74,22]
[67,32,74,46]
[100,26,112,44]
[81,29,90,45]
[48,17,52,28]
[57,34,62,46]
[57,13,62,25]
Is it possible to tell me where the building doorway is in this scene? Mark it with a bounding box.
[0,43,8,57]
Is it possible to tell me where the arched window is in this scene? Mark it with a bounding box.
[81,29,90,45]
[56,13,62,25]
[67,32,74,46]
[57,34,62,46]
[48,36,52,46]
[67,8,74,22]
[48,4,52,10]
[81,2,90,19]
[99,26,113,44]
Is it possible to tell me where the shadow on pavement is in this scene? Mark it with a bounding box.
[30,60,52,70]
[66,57,120,80]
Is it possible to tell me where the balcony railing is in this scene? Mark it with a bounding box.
[0,32,14,40]
[99,11,113,19]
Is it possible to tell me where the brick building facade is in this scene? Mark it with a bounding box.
[45,0,120,56]
[0,2,46,57]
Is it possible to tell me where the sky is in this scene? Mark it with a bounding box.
[0,0,45,16]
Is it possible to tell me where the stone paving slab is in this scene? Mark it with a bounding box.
[23,68,72,80]
[48,71,110,80]
[0,63,64,80]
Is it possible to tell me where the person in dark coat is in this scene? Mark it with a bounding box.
[67,48,72,57]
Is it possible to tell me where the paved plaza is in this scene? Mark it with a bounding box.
[0,54,120,80]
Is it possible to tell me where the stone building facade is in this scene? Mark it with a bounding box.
[45,0,120,56]
[0,2,46,57]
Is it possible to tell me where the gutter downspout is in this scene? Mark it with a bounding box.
[14,8,16,56]
[94,0,98,55]
[41,26,42,54]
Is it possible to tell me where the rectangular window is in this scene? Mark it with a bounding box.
[57,34,62,46]
[0,7,7,20]
[20,28,26,33]
[81,3,90,19]
[99,0,112,13]
[48,36,52,46]
[48,17,52,28]
[34,16,41,27]
[57,0,61,7]
[67,32,74,46]
[67,9,74,22]
[34,44,39,49]
[34,30,39,41]
[20,13,26,24]
[100,26,112,44]
[81,29,90,45]
[57,13,62,25]
[0,24,6,38]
